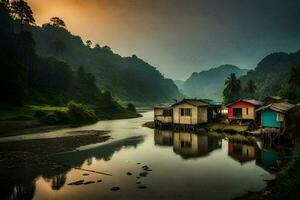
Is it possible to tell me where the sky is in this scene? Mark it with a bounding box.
[27,0,300,80]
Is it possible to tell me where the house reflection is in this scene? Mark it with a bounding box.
[227,140,283,170]
[154,129,173,146]
[228,141,260,164]
[154,130,222,159]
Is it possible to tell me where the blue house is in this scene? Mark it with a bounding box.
[256,102,295,129]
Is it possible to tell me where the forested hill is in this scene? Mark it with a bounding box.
[20,24,182,105]
[239,50,300,100]
[180,65,248,100]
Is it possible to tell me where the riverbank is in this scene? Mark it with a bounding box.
[0,130,110,170]
[237,142,300,200]
[142,121,250,134]
[0,104,141,137]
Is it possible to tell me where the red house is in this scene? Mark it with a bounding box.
[227,99,263,123]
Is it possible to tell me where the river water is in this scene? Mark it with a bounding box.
[1,110,281,200]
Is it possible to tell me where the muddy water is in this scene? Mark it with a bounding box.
[1,111,281,200]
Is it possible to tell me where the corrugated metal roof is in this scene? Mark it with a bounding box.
[256,102,295,113]
[172,99,209,107]
[243,99,263,106]
[154,104,172,109]
[226,99,263,107]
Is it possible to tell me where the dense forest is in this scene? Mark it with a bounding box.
[0,1,141,125]
[178,65,248,100]
[223,51,300,104]
[13,15,182,105]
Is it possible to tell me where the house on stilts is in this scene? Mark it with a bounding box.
[154,99,221,131]
[226,99,263,124]
[256,102,295,143]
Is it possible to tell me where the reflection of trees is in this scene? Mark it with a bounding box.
[10,183,35,200]
[86,158,93,165]
[51,174,66,191]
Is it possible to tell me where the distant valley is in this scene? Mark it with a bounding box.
[176,65,249,101]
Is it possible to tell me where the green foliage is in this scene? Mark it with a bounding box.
[67,101,98,124]
[281,67,300,103]
[34,110,47,119]
[24,20,182,104]
[126,103,136,112]
[223,73,241,104]
[181,65,248,100]
[239,51,300,100]
[9,0,35,25]
[49,17,66,28]
[243,79,256,98]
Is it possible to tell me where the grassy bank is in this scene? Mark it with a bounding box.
[268,143,300,199]
[0,102,141,135]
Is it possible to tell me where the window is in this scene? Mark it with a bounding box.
[163,109,173,116]
[180,108,192,116]
[277,113,284,122]
[233,108,242,118]
[246,108,249,115]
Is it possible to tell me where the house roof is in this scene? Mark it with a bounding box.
[263,96,283,101]
[226,99,263,107]
[154,104,172,109]
[256,102,295,113]
[199,99,221,106]
[172,99,209,107]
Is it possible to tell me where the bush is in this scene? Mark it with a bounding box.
[34,110,47,119]
[126,103,136,112]
[53,110,69,123]
[43,114,60,124]
[67,101,98,124]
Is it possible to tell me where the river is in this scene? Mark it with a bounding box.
[1,110,281,200]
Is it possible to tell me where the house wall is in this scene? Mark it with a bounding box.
[198,107,208,123]
[261,109,281,128]
[154,108,173,123]
[173,103,198,125]
[228,101,256,120]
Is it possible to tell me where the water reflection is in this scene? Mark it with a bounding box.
[10,183,35,200]
[49,174,67,190]
[227,139,283,171]
[154,130,222,159]
[0,111,288,200]
[228,141,260,164]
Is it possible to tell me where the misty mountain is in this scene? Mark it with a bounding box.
[240,50,300,100]
[22,24,182,105]
[181,65,248,100]
[174,80,185,91]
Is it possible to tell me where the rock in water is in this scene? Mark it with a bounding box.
[83,181,95,185]
[68,180,84,185]
[138,185,147,189]
[111,187,120,191]
[139,172,148,177]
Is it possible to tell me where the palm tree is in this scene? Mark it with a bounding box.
[244,80,256,98]
[223,73,241,104]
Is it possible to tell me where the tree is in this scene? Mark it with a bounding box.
[126,103,136,112]
[280,67,300,103]
[0,0,9,8]
[9,0,35,24]
[53,39,65,55]
[244,80,256,98]
[86,40,92,48]
[49,17,66,28]
[223,73,241,104]
[94,44,101,48]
